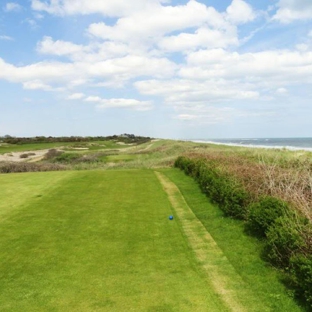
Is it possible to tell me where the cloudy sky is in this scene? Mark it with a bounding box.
[0,0,312,139]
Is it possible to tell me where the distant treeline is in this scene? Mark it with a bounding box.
[0,134,152,145]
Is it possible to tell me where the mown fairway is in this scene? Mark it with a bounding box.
[0,169,305,311]
[0,170,228,311]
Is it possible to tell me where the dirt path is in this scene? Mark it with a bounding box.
[155,171,266,312]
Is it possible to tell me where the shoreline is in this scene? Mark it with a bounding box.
[190,140,312,152]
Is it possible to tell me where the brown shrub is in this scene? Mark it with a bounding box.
[0,162,67,173]
[185,151,312,220]
[44,149,63,160]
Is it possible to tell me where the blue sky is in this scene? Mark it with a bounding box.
[0,0,312,139]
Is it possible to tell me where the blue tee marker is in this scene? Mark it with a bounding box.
[169,215,174,220]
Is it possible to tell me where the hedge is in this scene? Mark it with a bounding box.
[174,156,312,309]
[174,156,250,219]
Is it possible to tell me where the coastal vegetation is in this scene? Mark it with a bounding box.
[1,136,312,310]
[174,155,312,309]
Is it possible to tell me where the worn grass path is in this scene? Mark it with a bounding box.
[156,171,266,312]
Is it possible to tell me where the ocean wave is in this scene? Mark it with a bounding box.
[191,140,312,152]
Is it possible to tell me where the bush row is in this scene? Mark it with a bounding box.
[174,156,251,219]
[0,162,67,173]
[174,156,312,309]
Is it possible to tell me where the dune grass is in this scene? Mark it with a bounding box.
[161,168,306,311]
[0,170,229,311]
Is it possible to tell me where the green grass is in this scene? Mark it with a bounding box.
[0,142,72,154]
[103,154,138,162]
[0,171,75,221]
[0,170,228,311]
[161,168,305,312]
[100,154,154,164]
[0,141,132,155]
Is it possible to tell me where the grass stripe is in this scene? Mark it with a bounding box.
[155,171,270,312]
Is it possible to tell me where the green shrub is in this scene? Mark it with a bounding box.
[175,156,250,220]
[265,216,305,267]
[223,186,250,220]
[174,156,188,171]
[247,197,290,237]
[54,153,81,163]
[290,254,312,308]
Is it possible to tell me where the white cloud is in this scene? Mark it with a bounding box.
[173,106,238,125]
[83,95,153,111]
[24,18,38,29]
[135,78,259,107]
[37,36,86,56]
[37,37,138,62]
[85,96,102,102]
[68,93,85,100]
[83,95,153,110]
[23,80,53,91]
[276,87,288,95]
[87,1,230,46]
[174,114,199,120]
[273,0,312,23]
[31,0,257,60]
[85,55,177,80]
[0,52,176,88]
[158,27,238,52]
[296,44,309,52]
[226,0,256,24]
[4,2,22,12]
[0,58,76,83]
[0,35,13,41]
[34,12,44,19]
[134,47,312,110]
[182,49,312,85]
[31,0,168,17]
[97,98,153,111]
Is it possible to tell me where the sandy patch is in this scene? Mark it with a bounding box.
[116,142,129,145]
[0,149,54,163]
[68,147,89,150]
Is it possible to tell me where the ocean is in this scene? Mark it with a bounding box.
[192,138,312,151]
